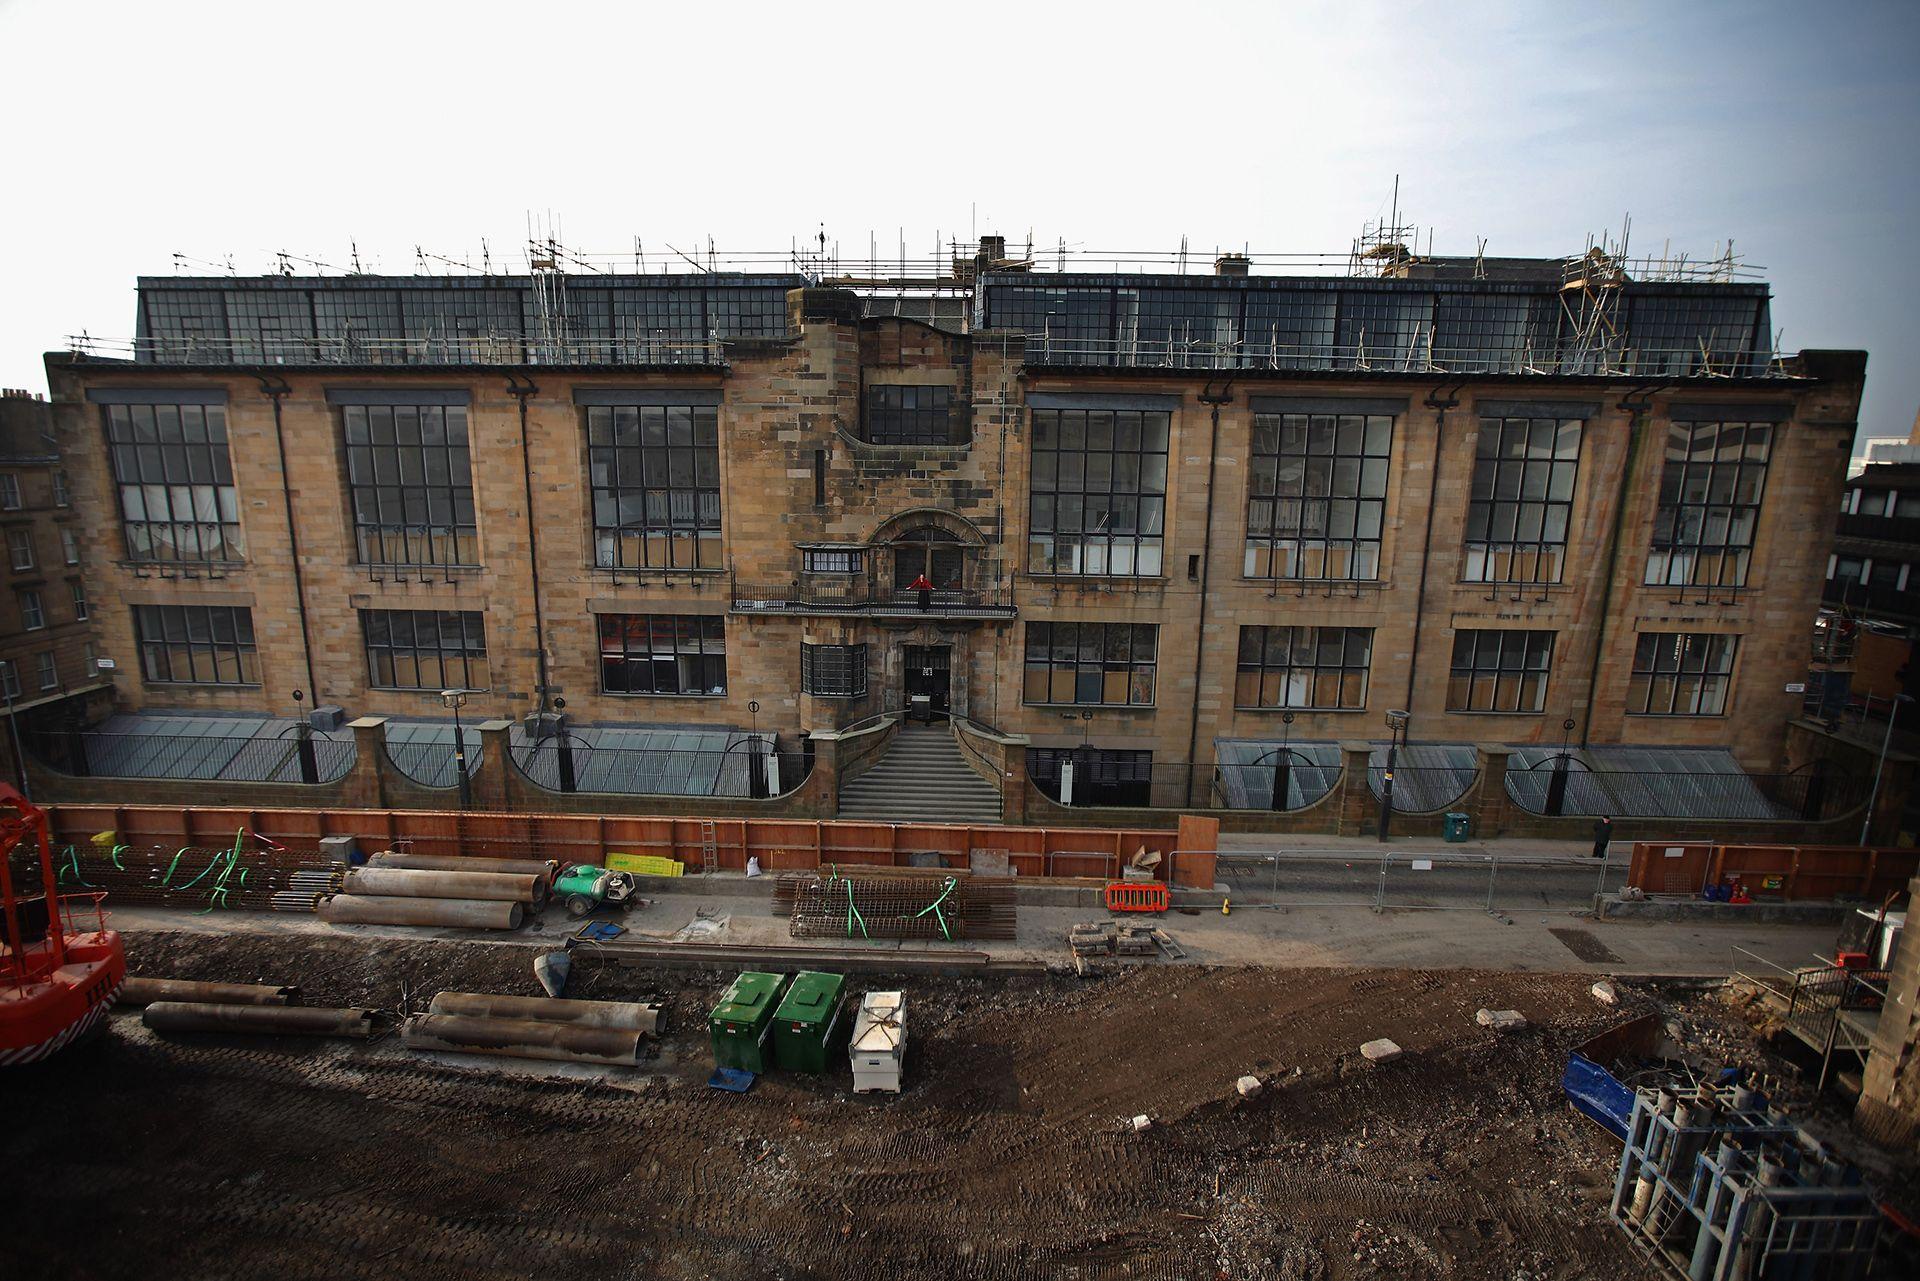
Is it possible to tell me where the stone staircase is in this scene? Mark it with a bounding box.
[836,722,1005,824]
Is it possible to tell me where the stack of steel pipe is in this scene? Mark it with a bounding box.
[143,1002,378,1039]
[366,851,559,885]
[774,874,1017,941]
[118,977,302,1007]
[319,895,525,930]
[400,991,661,1066]
[342,866,549,909]
[272,891,325,912]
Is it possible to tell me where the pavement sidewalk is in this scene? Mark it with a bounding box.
[1217,831,1610,862]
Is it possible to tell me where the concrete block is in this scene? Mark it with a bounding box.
[1359,1038,1403,1063]
[1475,1008,1527,1032]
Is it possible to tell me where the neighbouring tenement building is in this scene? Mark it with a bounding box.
[36,237,1879,831]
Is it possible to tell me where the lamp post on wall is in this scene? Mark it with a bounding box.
[291,689,319,784]
[747,699,767,799]
[1377,709,1410,842]
[1270,711,1296,813]
[442,688,473,810]
[1862,694,1914,846]
[1545,717,1576,818]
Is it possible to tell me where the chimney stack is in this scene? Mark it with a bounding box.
[1214,253,1250,278]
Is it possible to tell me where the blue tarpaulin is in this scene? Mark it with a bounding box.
[1562,1052,1636,1139]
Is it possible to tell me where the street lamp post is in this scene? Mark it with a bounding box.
[442,688,472,810]
[2,662,27,801]
[1270,711,1296,813]
[1378,709,1410,842]
[1861,694,1913,846]
[291,689,319,784]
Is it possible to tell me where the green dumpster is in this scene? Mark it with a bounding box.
[772,971,849,1074]
[1443,812,1472,843]
[709,971,791,1073]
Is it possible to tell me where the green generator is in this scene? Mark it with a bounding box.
[709,971,790,1073]
[772,971,849,1074]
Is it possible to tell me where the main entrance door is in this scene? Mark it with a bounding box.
[903,645,951,718]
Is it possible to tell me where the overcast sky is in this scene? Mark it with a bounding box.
[2,0,1915,444]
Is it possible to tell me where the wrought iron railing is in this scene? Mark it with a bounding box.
[509,740,807,799]
[732,578,1016,617]
[1019,333,1799,379]
[384,739,482,789]
[1505,767,1868,821]
[68,333,731,368]
[28,729,354,785]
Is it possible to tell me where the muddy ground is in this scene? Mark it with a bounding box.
[0,931,1899,1280]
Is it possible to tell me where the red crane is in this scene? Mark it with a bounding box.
[0,784,125,1064]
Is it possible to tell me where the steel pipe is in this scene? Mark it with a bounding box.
[368,852,559,883]
[142,1001,376,1038]
[343,867,547,906]
[401,1013,644,1066]
[428,991,660,1034]
[118,977,302,1008]
[318,894,525,930]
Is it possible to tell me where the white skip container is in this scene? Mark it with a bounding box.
[850,990,906,1094]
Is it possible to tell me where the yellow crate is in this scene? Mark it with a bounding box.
[606,852,684,878]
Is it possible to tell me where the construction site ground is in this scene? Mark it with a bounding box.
[8,888,1903,1280]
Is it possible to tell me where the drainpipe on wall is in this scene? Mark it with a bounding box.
[1403,380,1465,713]
[1580,381,1667,748]
[506,374,552,715]
[1184,378,1235,806]
[256,375,319,702]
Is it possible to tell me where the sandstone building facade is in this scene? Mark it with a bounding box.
[41,243,1866,816]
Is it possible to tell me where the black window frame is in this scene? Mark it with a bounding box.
[1628,632,1738,716]
[802,548,864,574]
[862,384,960,446]
[597,613,727,697]
[361,608,489,691]
[1646,419,1774,589]
[1022,621,1158,706]
[342,403,479,568]
[1244,410,1393,581]
[1447,629,1555,713]
[1027,407,1169,578]
[103,402,245,564]
[1464,416,1583,585]
[800,643,868,697]
[1234,625,1373,710]
[133,604,259,686]
[586,402,723,572]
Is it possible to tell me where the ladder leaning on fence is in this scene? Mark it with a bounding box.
[700,820,718,876]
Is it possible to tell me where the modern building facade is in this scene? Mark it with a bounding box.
[1821,438,1920,706]
[40,238,1867,820]
[0,389,107,790]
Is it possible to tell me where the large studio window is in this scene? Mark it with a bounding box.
[133,604,259,685]
[1646,417,1774,588]
[341,401,478,568]
[1234,625,1372,710]
[1028,405,1168,576]
[863,385,959,445]
[1244,407,1392,580]
[102,400,244,563]
[1464,415,1582,584]
[1447,629,1554,713]
[1628,632,1737,716]
[585,398,722,571]
[362,609,489,691]
[599,614,727,696]
[1022,621,1157,706]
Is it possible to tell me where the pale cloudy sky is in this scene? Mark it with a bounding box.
[2,0,1915,443]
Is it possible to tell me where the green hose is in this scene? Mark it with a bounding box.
[844,878,869,939]
[912,876,958,940]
